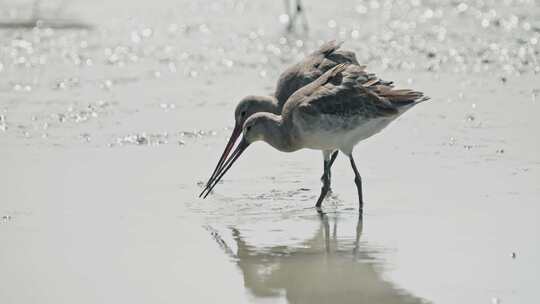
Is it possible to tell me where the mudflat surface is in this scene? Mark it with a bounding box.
[1,1,539,303]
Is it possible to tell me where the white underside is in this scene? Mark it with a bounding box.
[302,118,393,154]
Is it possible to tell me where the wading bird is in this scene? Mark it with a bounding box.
[200,41,392,199]
[200,64,428,211]
[283,0,309,32]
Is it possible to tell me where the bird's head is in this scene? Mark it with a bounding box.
[234,95,276,129]
[242,112,274,144]
[199,112,282,199]
[198,95,276,198]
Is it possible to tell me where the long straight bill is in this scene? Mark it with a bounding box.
[198,124,242,197]
[201,139,250,199]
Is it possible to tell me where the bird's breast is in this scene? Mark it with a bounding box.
[294,114,393,151]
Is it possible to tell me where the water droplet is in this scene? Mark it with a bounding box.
[278,14,290,24]
[103,80,113,89]
[356,5,367,14]
[81,133,91,142]
[457,3,468,13]
[198,24,209,34]
[131,31,141,43]
[168,23,179,34]
[168,62,177,73]
[141,28,153,37]
[327,19,337,29]
[222,59,234,68]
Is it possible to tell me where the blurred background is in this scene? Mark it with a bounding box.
[1,1,539,304]
[0,0,538,146]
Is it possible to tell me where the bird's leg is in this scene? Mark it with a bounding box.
[353,213,364,257]
[283,0,295,32]
[321,213,330,253]
[348,154,364,212]
[315,151,334,210]
[296,0,309,31]
[328,150,339,170]
[320,150,338,186]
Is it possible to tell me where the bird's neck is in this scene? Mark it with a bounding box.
[260,114,299,153]
[259,95,280,115]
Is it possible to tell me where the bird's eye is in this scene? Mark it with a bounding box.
[240,111,246,117]
[246,126,252,132]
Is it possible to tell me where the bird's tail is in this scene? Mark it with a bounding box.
[375,86,429,107]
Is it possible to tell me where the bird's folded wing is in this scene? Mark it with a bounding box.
[298,65,400,118]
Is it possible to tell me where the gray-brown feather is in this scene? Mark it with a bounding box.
[286,64,427,122]
[274,41,361,107]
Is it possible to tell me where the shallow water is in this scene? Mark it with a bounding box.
[1,0,539,303]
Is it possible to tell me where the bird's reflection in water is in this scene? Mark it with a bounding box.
[207,213,427,304]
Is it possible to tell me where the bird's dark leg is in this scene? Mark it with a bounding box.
[285,0,308,32]
[328,150,338,170]
[317,212,331,251]
[283,0,294,32]
[315,152,335,210]
[348,154,364,212]
[296,0,309,31]
[353,213,364,257]
[320,150,338,184]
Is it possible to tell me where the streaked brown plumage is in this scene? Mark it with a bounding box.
[201,63,429,212]
[200,41,383,198]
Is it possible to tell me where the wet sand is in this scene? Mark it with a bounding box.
[1,0,539,303]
